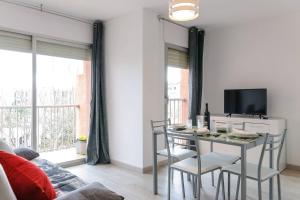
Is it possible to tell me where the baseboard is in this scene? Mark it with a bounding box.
[142,160,168,173]
[110,159,144,173]
[111,159,168,174]
[287,164,300,171]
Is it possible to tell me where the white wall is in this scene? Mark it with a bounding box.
[163,20,188,48]
[142,10,190,169]
[203,12,300,166]
[106,8,188,170]
[142,9,165,168]
[0,1,92,44]
[105,10,144,169]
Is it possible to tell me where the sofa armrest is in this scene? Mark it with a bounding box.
[56,182,124,200]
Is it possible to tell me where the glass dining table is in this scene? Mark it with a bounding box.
[152,130,275,200]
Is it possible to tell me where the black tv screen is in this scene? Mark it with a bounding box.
[224,89,267,115]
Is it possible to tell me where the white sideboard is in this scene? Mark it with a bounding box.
[199,115,287,171]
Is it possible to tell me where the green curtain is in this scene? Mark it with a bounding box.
[188,27,205,126]
[87,21,110,165]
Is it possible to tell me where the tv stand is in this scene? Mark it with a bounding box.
[226,114,267,119]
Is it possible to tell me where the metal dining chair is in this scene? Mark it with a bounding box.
[151,119,197,194]
[152,119,241,196]
[151,119,197,160]
[215,130,287,200]
[166,131,232,200]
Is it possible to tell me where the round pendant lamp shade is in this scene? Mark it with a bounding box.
[169,0,199,21]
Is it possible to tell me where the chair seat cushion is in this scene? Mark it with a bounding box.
[157,148,197,160]
[222,163,279,181]
[171,157,220,174]
[170,152,240,175]
[0,151,56,200]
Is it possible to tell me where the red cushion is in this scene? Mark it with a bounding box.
[0,151,56,200]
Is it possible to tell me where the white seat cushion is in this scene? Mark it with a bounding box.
[0,165,17,200]
[157,148,197,161]
[222,163,279,181]
[171,157,220,175]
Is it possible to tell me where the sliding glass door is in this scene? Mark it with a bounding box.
[36,55,91,152]
[0,50,32,148]
[0,30,91,152]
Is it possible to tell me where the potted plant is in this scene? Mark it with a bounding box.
[76,135,87,155]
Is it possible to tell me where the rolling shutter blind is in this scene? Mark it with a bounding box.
[0,30,91,60]
[36,40,91,61]
[0,31,31,53]
[167,48,188,69]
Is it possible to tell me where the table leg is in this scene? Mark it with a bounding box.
[228,172,231,200]
[153,133,158,195]
[269,142,274,200]
[241,145,247,200]
[210,141,215,186]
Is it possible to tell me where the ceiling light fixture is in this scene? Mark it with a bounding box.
[169,0,199,21]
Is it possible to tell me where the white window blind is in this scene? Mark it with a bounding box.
[0,31,91,61]
[0,31,31,53]
[36,39,91,61]
[167,48,188,69]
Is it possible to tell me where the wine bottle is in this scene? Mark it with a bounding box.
[204,103,210,130]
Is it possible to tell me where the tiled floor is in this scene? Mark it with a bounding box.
[67,163,300,200]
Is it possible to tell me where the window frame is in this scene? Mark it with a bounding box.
[0,28,91,151]
[164,43,188,123]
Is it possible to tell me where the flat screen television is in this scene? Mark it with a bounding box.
[224,89,267,116]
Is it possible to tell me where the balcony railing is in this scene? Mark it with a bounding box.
[168,98,187,124]
[0,105,79,152]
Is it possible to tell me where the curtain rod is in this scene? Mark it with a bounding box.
[0,0,93,25]
[158,16,189,30]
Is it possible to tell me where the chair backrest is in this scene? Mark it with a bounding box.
[151,119,171,149]
[150,119,171,136]
[165,131,202,174]
[258,129,287,176]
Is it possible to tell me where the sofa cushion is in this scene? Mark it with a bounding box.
[56,182,124,200]
[0,151,56,200]
[0,164,17,200]
[32,158,86,197]
[0,139,15,154]
[14,147,40,160]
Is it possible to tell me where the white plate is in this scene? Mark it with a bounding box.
[169,124,186,129]
[228,133,259,139]
[181,128,209,135]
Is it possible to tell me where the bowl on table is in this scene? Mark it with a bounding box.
[228,128,260,139]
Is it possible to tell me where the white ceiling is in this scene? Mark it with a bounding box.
[10,0,300,28]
